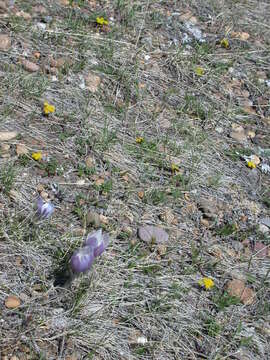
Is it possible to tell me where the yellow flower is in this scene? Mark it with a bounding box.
[96,17,109,26]
[247,161,256,169]
[43,102,55,115]
[195,66,205,76]
[198,277,214,290]
[220,38,229,49]
[136,137,144,144]
[171,163,180,173]
[32,152,42,161]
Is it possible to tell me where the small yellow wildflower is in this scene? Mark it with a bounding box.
[247,161,256,169]
[171,163,180,173]
[32,152,42,161]
[43,102,55,115]
[195,66,205,76]
[220,38,229,49]
[198,277,214,290]
[96,17,109,26]
[136,137,144,144]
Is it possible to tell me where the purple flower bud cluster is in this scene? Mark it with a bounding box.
[37,197,55,218]
[70,229,109,274]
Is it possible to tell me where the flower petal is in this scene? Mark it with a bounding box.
[84,229,109,257]
[37,197,54,218]
[138,225,169,244]
[70,246,94,273]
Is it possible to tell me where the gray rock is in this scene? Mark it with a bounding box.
[260,217,270,228]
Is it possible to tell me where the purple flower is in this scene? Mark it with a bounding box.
[70,246,94,273]
[84,229,109,257]
[37,197,54,219]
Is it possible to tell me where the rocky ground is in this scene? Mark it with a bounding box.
[0,0,269,359]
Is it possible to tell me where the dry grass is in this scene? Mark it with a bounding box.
[0,0,269,359]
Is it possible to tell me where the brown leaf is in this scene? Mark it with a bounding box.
[243,106,256,115]
[50,56,72,68]
[122,173,129,182]
[85,155,95,168]
[247,130,256,138]
[33,5,47,14]
[201,218,210,227]
[0,34,11,51]
[226,279,256,305]
[250,155,260,165]
[15,11,31,20]
[159,208,175,225]
[15,256,23,267]
[99,214,109,224]
[36,184,45,193]
[34,51,41,59]
[40,191,49,201]
[84,72,101,93]
[9,189,21,202]
[95,177,104,186]
[5,295,21,309]
[0,131,18,141]
[66,354,80,360]
[20,59,40,72]
[138,191,144,199]
[157,244,167,256]
[59,0,70,5]
[16,144,28,156]
[231,31,250,41]
[179,10,198,24]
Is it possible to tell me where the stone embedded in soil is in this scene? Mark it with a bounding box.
[5,295,21,309]
[259,224,269,234]
[260,217,270,228]
[197,198,218,220]
[20,59,40,72]
[253,242,269,258]
[86,211,101,227]
[0,1,7,11]
[230,125,247,143]
[1,143,10,153]
[226,279,256,305]
[0,34,11,51]
[200,218,210,227]
[0,131,18,141]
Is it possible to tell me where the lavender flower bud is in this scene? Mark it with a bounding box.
[84,229,109,257]
[37,197,54,218]
[70,246,94,273]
